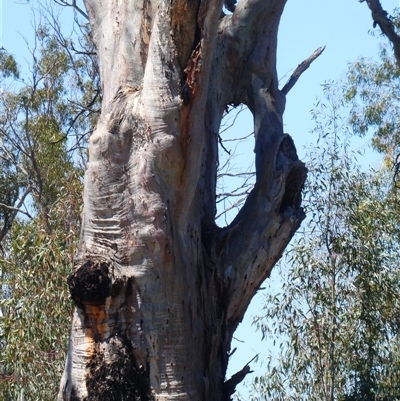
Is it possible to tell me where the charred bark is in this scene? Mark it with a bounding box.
[58,0,316,400]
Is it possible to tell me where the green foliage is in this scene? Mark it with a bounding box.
[0,173,81,400]
[251,85,400,401]
[0,160,19,237]
[0,4,99,400]
[0,51,19,79]
[345,44,400,171]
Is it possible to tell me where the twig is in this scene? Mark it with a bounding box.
[219,134,231,155]
[53,0,89,20]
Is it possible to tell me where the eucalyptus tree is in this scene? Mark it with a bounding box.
[0,8,98,400]
[359,1,400,173]
[56,0,323,400]
[345,43,400,179]
[0,176,80,401]
[0,12,99,242]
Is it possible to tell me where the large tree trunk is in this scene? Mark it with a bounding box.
[58,1,307,400]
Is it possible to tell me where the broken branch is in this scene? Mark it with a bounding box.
[281,46,326,96]
[223,354,259,399]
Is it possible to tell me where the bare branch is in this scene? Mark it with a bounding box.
[218,135,231,155]
[281,46,326,96]
[222,132,253,142]
[0,202,32,218]
[53,0,89,20]
[215,196,248,220]
[0,186,33,243]
[217,172,255,179]
[219,105,247,135]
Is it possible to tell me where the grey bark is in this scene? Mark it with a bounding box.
[58,1,310,400]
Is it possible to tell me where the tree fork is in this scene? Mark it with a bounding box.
[58,0,321,400]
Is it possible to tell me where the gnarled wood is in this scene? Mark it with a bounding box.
[58,1,312,400]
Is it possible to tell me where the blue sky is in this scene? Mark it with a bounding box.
[1,0,399,397]
[280,0,398,152]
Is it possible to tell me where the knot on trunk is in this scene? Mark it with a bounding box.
[68,260,114,307]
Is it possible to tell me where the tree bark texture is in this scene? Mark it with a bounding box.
[58,1,307,400]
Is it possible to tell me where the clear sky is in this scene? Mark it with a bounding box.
[280,0,398,153]
[1,0,399,398]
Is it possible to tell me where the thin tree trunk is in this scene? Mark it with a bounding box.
[58,1,308,400]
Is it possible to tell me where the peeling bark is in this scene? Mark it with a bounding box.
[58,0,315,400]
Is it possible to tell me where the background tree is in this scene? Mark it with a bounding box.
[250,83,400,401]
[0,6,99,241]
[360,2,400,175]
[0,177,80,401]
[0,6,99,400]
